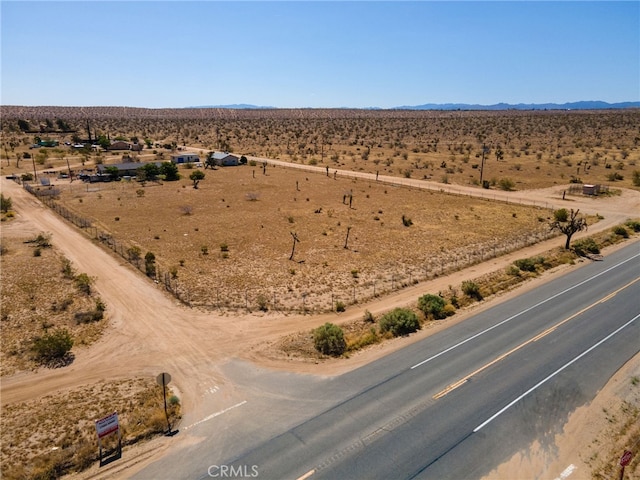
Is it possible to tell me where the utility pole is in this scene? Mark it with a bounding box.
[480,143,490,187]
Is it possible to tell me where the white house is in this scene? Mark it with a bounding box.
[171,153,200,164]
[210,151,239,166]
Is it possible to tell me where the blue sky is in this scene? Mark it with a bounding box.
[1,1,638,108]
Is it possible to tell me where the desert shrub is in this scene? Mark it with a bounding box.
[0,193,12,213]
[363,310,375,323]
[506,265,521,276]
[313,323,346,356]
[145,251,156,277]
[127,246,142,263]
[30,232,52,248]
[572,238,600,256]
[74,273,94,295]
[402,214,413,227]
[417,294,447,319]
[21,173,34,182]
[74,310,103,324]
[613,225,629,238]
[256,294,268,312]
[513,257,537,272]
[347,327,380,351]
[633,170,640,187]
[442,304,457,317]
[379,308,421,336]
[32,329,73,362]
[498,178,515,191]
[335,300,346,312]
[461,280,483,301]
[61,258,75,278]
[625,220,640,232]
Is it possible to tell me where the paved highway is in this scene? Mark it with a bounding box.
[135,241,639,480]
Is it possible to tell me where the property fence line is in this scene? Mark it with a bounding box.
[22,179,560,314]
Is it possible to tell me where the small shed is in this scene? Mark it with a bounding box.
[171,153,200,164]
[210,152,239,167]
[582,184,597,196]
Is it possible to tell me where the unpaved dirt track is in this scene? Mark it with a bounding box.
[1,173,639,475]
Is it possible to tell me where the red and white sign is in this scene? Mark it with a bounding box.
[620,450,633,467]
[95,412,119,439]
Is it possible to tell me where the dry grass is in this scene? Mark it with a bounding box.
[268,225,638,362]
[0,230,107,376]
[2,108,639,191]
[585,376,640,479]
[0,378,181,480]
[50,165,553,311]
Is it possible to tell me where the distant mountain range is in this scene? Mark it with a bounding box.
[190,101,639,110]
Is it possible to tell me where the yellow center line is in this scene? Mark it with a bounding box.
[433,276,639,400]
[297,469,316,480]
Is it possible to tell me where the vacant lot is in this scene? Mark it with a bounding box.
[48,165,553,311]
[0,225,106,376]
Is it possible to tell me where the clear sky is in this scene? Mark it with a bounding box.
[1,1,638,108]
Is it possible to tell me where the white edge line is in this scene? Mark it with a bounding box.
[411,253,640,370]
[184,400,247,430]
[473,313,639,432]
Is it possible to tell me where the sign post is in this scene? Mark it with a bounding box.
[156,372,172,434]
[95,412,121,463]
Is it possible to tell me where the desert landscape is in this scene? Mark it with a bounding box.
[1,107,639,479]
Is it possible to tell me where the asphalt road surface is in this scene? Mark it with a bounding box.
[135,241,639,480]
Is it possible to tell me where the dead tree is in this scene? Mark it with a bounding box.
[289,232,300,261]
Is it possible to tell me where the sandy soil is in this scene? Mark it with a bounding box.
[1,174,639,479]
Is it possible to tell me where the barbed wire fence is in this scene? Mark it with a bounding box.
[22,179,561,314]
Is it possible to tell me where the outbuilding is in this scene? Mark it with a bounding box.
[171,153,200,164]
[582,184,598,196]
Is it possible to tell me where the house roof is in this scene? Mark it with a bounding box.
[98,162,162,172]
[211,151,238,160]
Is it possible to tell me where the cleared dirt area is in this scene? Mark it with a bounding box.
[45,165,555,312]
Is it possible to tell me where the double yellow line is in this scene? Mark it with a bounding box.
[433,277,639,400]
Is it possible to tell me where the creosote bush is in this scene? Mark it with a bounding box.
[74,273,94,295]
[625,220,640,232]
[313,322,346,356]
[613,225,629,238]
[572,238,600,257]
[461,280,483,301]
[379,308,421,336]
[418,294,449,320]
[32,329,73,362]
